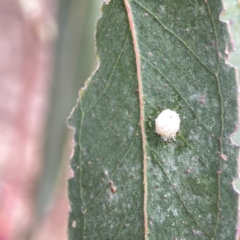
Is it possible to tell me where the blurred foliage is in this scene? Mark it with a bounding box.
[36,0,102,218]
[221,0,240,73]
[221,0,240,146]
[233,178,240,194]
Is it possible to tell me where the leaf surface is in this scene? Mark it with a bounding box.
[68,0,238,239]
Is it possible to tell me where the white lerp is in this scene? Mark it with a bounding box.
[155,109,180,140]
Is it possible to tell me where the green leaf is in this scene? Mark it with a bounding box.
[68,0,238,239]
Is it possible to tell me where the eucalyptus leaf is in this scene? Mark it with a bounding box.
[68,0,238,239]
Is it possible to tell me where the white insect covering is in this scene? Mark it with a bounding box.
[155,109,180,140]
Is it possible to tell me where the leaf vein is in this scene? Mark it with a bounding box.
[141,56,212,133]
[85,130,138,211]
[85,33,130,114]
[205,3,223,237]
[133,0,216,76]
[150,149,211,238]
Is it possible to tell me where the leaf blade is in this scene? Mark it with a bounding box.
[68,0,238,239]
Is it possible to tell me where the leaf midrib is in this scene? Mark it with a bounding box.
[124,0,148,239]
